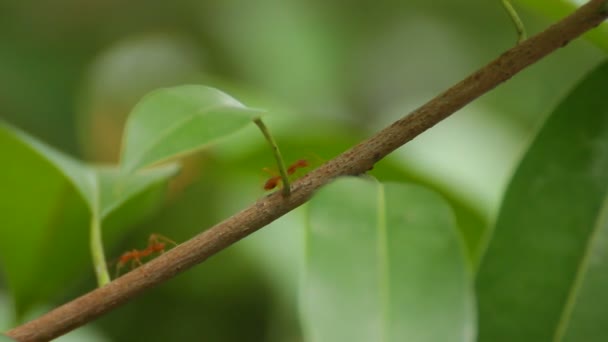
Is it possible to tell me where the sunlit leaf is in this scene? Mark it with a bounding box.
[476,61,608,341]
[120,85,262,172]
[302,177,474,342]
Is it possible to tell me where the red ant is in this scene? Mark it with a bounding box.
[115,233,177,277]
[263,159,309,191]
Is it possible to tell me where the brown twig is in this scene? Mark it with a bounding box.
[6,1,608,341]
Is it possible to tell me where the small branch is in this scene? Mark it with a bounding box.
[253,117,291,196]
[6,1,608,341]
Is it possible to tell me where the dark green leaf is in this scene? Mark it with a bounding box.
[476,61,608,341]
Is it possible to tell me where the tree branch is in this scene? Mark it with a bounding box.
[6,1,608,341]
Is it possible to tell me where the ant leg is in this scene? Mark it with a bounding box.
[149,233,177,247]
[131,257,143,270]
[115,263,124,278]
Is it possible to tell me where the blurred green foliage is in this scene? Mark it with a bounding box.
[1,0,607,341]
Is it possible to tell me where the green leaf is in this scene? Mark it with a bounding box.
[0,122,176,317]
[514,0,608,52]
[120,85,262,172]
[95,165,178,219]
[369,158,489,266]
[302,177,474,342]
[7,122,179,285]
[6,124,96,206]
[0,123,91,318]
[3,123,178,218]
[476,61,608,341]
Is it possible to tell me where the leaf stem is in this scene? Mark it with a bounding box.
[501,0,527,43]
[253,117,291,196]
[90,214,110,286]
[90,177,111,286]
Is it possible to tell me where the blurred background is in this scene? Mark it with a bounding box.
[0,0,605,341]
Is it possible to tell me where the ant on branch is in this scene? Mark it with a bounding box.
[114,233,177,277]
[263,159,309,191]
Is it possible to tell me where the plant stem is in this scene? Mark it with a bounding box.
[90,178,110,287]
[253,117,291,196]
[502,0,527,43]
[90,216,110,286]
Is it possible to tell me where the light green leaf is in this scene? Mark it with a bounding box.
[95,165,178,219]
[302,177,474,342]
[0,122,176,317]
[476,61,608,341]
[120,85,262,172]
